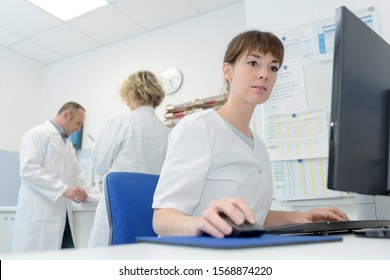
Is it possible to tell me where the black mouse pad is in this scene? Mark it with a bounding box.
[136,234,342,249]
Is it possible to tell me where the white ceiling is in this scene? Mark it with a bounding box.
[0,0,243,65]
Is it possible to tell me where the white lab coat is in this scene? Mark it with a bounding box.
[153,109,273,225]
[88,106,169,247]
[13,121,90,252]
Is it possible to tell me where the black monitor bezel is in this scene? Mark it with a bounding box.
[327,6,390,196]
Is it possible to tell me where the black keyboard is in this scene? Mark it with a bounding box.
[265,220,390,235]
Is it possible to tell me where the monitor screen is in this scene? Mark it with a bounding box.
[69,125,83,150]
[328,6,390,196]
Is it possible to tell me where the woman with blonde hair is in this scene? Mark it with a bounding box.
[89,70,169,247]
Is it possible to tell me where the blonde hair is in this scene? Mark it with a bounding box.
[120,71,165,108]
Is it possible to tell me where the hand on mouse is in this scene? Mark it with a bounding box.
[195,197,256,238]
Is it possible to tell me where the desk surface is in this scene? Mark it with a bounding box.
[0,203,96,212]
[1,234,389,260]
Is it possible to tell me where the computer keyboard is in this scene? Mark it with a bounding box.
[265,220,390,235]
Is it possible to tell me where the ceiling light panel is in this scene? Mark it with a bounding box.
[27,0,108,21]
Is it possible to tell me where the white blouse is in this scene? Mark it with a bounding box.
[153,109,273,225]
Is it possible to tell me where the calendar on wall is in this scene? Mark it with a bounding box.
[264,7,378,200]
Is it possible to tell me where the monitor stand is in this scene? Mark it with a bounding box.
[355,194,390,238]
[354,228,390,238]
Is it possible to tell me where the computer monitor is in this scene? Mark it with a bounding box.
[69,125,83,150]
[328,6,390,196]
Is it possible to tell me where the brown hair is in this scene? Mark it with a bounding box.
[57,101,85,115]
[224,30,284,66]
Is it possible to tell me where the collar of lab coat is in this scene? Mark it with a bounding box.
[133,105,155,113]
[48,120,66,139]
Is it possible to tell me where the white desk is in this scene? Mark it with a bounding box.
[1,234,389,260]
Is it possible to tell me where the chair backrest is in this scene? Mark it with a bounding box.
[104,172,159,245]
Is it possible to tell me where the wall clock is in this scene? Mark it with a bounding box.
[160,67,183,95]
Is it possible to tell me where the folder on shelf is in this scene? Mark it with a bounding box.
[135,234,342,249]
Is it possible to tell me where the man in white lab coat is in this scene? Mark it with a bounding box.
[13,102,90,252]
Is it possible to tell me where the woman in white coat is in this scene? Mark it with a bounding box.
[13,102,90,252]
[152,30,349,238]
[88,70,169,247]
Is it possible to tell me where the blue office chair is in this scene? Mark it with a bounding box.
[104,172,159,245]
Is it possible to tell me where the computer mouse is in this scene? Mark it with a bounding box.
[220,213,265,238]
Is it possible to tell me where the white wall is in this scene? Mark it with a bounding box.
[0,47,45,151]
[40,3,246,149]
[246,0,390,42]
